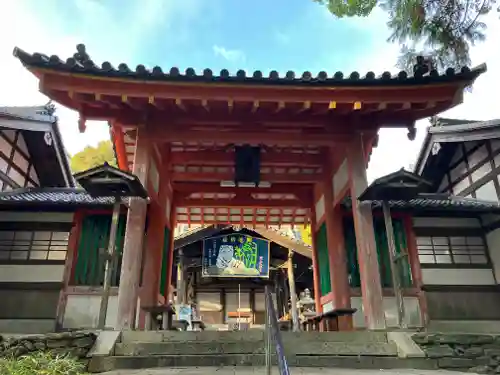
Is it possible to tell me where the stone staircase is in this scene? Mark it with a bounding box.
[88,330,433,372]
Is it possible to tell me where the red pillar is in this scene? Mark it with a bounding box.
[116,128,150,330]
[348,136,386,330]
[323,152,352,330]
[310,208,322,313]
[165,200,177,303]
[140,150,170,312]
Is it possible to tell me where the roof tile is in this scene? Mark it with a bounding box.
[1,188,499,213]
[13,44,487,87]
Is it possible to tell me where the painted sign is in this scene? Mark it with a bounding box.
[202,234,270,278]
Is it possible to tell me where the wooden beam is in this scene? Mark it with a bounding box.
[170,150,323,166]
[147,126,351,146]
[173,182,312,196]
[111,123,129,171]
[175,197,307,208]
[40,72,463,105]
[77,105,418,129]
[171,171,319,183]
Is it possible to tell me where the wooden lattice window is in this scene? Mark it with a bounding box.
[417,235,489,266]
[0,230,69,262]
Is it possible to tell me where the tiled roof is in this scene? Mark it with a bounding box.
[344,194,500,213]
[1,188,499,213]
[0,188,114,206]
[0,105,56,123]
[13,44,487,87]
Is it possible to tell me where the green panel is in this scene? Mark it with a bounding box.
[72,214,126,287]
[343,216,413,288]
[315,223,331,296]
[159,227,171,297]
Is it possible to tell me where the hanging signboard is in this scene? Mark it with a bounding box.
[202,234,270,278]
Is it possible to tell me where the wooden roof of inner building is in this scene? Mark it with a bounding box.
[13,45,487,227]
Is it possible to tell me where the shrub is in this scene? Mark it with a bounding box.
[0,351,88,375]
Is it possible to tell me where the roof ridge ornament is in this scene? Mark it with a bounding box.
[44,100,56,116]
[74,44,90,65]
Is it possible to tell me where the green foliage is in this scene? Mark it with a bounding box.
[0,351,88,375]
[315,0,497,71]
[70,140,117,174]
[314,0,378,17]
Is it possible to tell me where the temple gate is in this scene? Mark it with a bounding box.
[14,44,485,330]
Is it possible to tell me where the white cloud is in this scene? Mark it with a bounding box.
[212,45,246,63]
[0,0,201,156]
[274,31,291,45]
[0,1,109,156]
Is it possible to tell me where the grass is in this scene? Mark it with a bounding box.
[0,351,88,375]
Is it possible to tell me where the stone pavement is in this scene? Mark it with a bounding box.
[100,367,477,375]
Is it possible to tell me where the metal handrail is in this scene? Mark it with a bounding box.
[264,285,291,375]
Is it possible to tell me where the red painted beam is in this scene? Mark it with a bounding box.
[40,72,462,107]
[170,150,323,166]
[171,171,319,184]
[172,181,312,195]
[174,197,307,208]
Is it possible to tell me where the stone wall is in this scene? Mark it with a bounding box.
[0,331,96,359]
[413,333,500,373]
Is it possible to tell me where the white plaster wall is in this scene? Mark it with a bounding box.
[422,268,495,285]
[486,227,500,283]
[0,264,64,283]
[0,211,73,222]
[332,159,348,196]
[315,195,325,223]
[412,217,481,228]
[350,296,421,328]
[63,294,118,329]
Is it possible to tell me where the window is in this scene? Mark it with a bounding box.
[0,230,69,262]
[417,235,488,266]
[0,130,39,190]
[475,181,498,201]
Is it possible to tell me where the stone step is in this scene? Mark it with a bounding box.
[88,354,438,373]
[114,341,398,356]
[120,330,389,344]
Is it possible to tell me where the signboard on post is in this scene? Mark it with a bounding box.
[202,234,270,278]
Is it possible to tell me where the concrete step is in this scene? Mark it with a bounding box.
[114,340,398,356]
[120,330,389,344]
[88,354,438,373]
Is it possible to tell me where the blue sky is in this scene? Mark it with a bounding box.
[0,0,498,180]
[24,0,394,75]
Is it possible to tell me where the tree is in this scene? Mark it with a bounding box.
[70,140,117,173]
[314,0,497,71]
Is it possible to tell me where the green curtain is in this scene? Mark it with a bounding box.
[72,214,126,287]
[159,227,171,297]
[315,223,332,296]
[343,216,412,288]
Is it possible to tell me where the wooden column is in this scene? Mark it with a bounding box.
[287,250,300,331]
[323,150,352,330]
[165,198,177,303]
[115,128,150,330]
[140,150,170,310]
[404,216,428,327]
[310,209,322,313]
[55,211,83,331]
[347,136,386,330]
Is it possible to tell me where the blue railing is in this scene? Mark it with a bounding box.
[265,285,290,375]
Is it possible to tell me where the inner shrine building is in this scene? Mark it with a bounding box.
[13,45,486,331]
